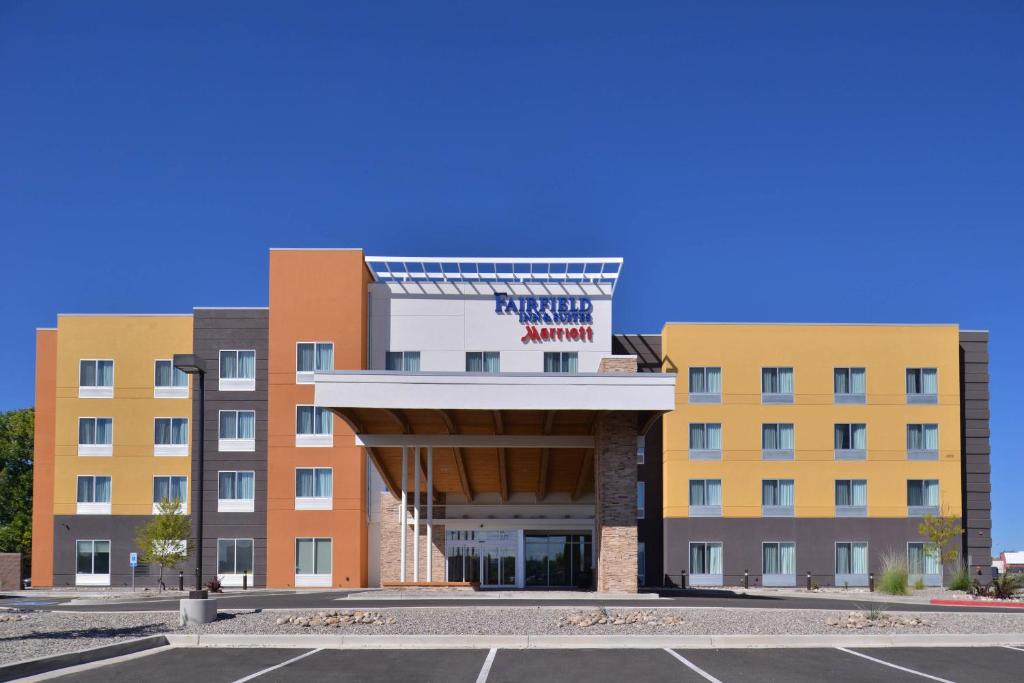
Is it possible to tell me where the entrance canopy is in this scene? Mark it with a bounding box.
[314,370,675,501]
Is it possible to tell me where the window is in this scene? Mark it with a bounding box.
[762,542,796,585]
[906,368,938,404]
[466,352,501,373]
[688,367,722,403]
[296,468,333,510]
[907,424,939,460]
[688,423,722,460]
[219,350,256,391]
[761,367,794,403]
[218,471,255,512]
[295,538,332,586]
[295,406,333,447]
[75,540,110,585]
[636,436,645,465]
[908,543,941,584]
[834,423,867,460]
[835,479,868,516]
[154,417,189,456]
[762,423,795,460]
[543,352,578,373]
[834,368,866,403]
[907,480,939,516]
[296,342,334,383]
[638,542,646,586]
[689,542,723,586]
[79,360,114,398]
[154,360,188,398]
[76,476,111,514]
[78,417,113,456]
[637,481,645,519]
[836,542,869,586]
[217,539,254,585]
[689,479,722,516]
[218,410,255,451]
[385,351,421,371]
[153,476,187,514]
[762,479,794,517]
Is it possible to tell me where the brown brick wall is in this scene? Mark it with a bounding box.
[594,412,639,592]
[0,553,22,591]
[379,492,446,583]
[598,356,638,374]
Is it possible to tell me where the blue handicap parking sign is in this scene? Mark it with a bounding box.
[129,552,138,567]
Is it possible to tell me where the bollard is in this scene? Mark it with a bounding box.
[681,571,688,590]
[178,571,184,591]
[806,571,812,590]
[744,570,749,589]
[243,571,248,590]
[869,572,875,592]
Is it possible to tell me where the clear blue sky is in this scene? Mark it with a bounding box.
[2,3,1021,551]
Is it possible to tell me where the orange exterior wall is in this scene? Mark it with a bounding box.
[31,329,57,587]
[266,249,372,587]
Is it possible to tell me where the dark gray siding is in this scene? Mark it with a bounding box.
[53,515,189,588]
[192,308,269,587]
[613,334,663,587]
[664,517,945,587]
[959,330,992,581]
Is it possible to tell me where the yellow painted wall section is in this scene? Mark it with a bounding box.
[53,315,194,516]
[661,324,962,519]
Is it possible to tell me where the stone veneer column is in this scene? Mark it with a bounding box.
[379,491,446,584]
[594,411,639,593]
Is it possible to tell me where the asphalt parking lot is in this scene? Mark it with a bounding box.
[42,645,1024,683]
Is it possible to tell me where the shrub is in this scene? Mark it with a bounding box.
[878,549,909,596]
[949,563,971,592]
[206,577,223,593]
[990,573,1024,600]
[912,577,925,590]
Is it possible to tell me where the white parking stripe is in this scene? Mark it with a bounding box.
[1002,645,1024,653]
[835,647,956,682]
[230,648,323,682]
[663,648,723,683]
[475,648,498,683]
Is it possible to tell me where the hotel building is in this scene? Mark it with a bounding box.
[31,250,991,591]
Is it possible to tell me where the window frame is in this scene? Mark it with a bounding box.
[217,470,256,513]
[637,480,645,520]
[833,367,866,404]
[906,368,938,404]
[834,541,870,587]
[79,359,114,398]
[906,423,939,460]
[296,341,334,383]
[295,537,333,587]
[761,541,797,586]
[688,478,722,517]
[761,479,795,517]
[688,541,724,586]
[465,351,501,373]
[217,409,256,452]
[75,539,111,585]
[153,359,189,398]
[385,351,421,372]
[153,417,189,456]
[907,541,942,585]
[688,422,722,460]
[761,366,794,403]
[543,351,579,373]
[834,423,867,460]
[77,417,113,456]
[295,405,334,447]
[688,366,722,403]
[216,538,255,586]
[218,349,257,391]
[76,475,112,515]
[152,475,188,514]
[761,423,795,460]
[907,479,940,516]
[295,467,334,510]
[834,479,868,517]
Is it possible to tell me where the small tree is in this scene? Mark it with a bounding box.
[918,512,963,568]
[135,498,192,590]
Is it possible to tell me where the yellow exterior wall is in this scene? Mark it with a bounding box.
[661,324,962,519]
[53,315,194,516]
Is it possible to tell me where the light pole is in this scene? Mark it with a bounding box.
[173,354,206,596]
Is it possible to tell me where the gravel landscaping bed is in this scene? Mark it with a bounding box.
[3,606,1024,665]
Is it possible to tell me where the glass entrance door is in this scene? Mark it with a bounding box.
[446,529,520,587]
[482,548,516,587]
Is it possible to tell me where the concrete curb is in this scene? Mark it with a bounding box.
[339,591,661,601]
[0,635,169,682]
[162,632,1024,650]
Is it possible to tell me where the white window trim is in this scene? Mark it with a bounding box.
[761,366,794,403]
[152,476,188,514]
[907,424,940,460]
[77,417,113,456]
[688,423,722,461]
[296,341,334,384]
[218,349,256,392]
[154,359,189,398]
[906,368,939,404]
[295,537,333,587]
[688,541,724,586]
[217,471,256,513]
[833,367,867,404]
[218,410,256,452]
[295,467,333,510]
[688,366,722,403]
[74,539,111,586]
[761,423,795,460]
[76,475,112,515]
[79,359,114,398]
[761,541,797,586]
[907,541,943,586]
[217,538,255,583]
[295,405,333,447]
[834,541,870,587]
[154,417,189,456]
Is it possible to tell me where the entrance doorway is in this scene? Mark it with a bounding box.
[445,530,521,588]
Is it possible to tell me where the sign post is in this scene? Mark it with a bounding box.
[129,552,138,592]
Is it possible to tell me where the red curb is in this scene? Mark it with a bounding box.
[930,599,1024,609]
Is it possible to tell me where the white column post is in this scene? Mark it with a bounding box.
[413,446,421,582]
[400,447,408,583]
[426,446,433,582]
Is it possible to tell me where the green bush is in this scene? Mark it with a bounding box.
[912,577,925,590]
[949,563,971,592]
[878,549,909,596]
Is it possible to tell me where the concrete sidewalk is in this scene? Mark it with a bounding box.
[339,589,660,601]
